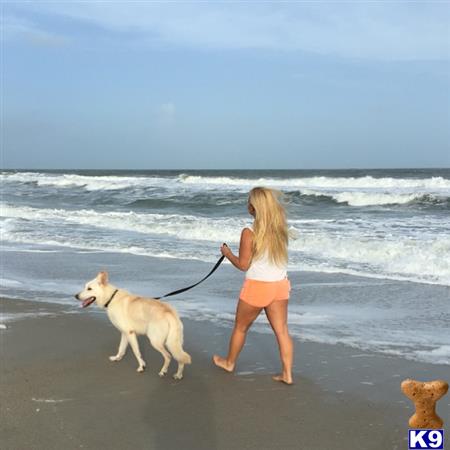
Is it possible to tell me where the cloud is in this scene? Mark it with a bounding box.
[157,102,176,128]
[2,14,69,47]
[4,2,450,60]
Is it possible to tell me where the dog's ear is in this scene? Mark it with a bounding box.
[97,271,109,286]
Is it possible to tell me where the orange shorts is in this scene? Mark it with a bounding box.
[239,278,291,308]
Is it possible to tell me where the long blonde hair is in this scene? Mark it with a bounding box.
[248,187,288,266]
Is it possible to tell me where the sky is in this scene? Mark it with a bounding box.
[2,1,450,170]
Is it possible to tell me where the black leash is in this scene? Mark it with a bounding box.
[154,254,226,300]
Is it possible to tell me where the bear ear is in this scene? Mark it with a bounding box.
[97,271,109,286]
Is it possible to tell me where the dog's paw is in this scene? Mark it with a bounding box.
[158,370,167,378]
[109,355,122,362]
[137,365,146,373]
[173,373,183,380]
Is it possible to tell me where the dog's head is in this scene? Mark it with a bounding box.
[75,271,110,308]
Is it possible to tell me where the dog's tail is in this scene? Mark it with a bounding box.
[165,311,192,365]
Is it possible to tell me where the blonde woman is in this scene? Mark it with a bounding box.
[213,187,293,384]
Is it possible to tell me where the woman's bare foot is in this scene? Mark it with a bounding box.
[212,355,235,372]
[272,374,293,385]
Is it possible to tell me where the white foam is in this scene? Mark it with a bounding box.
[287,311,331,326]
[3,172,449,207]
[179,174,450,190]
[0,278,23,287]
[31,398,72,403]
[172,300,450,365]
[0,312,54,322]
[0,324,7,329]
[414,346,450,365]
[1,172,170,191]
[7,249,64,253]
[290,230,450,286]
[287,323,450,366]
[299,264,450,286]
[2,203,449,285]
[327,191,433,206]
[299,281,385,287]
[1,236,203,263]
[0,204,246,243]
[180,174,450,206]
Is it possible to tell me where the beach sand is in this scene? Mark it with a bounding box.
[1,297,449,450]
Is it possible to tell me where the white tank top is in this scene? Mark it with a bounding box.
[245,227,288,282]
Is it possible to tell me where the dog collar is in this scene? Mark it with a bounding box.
[104,289,119,308]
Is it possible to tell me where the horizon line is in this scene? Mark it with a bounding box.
[2,167,449,172]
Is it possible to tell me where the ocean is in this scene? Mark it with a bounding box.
[1,168,449,364]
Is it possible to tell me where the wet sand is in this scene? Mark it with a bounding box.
[1,297,449,450]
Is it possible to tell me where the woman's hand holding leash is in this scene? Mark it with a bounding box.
[220,243,232,258]
[220,229,253,272]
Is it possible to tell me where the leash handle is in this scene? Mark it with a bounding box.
[154,254,226,300]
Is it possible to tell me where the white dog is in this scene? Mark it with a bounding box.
[75,271,191,379]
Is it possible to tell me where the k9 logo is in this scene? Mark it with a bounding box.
[408,429,444,449]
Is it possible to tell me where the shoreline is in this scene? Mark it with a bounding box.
[1,297,449,449]
[3,244,450,289]
[2,251,449,367]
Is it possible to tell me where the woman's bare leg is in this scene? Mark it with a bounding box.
[265,300,293,384]
[213,300,262,372]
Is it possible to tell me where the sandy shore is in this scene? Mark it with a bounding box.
[1,297,449,450]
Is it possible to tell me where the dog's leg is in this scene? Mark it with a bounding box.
[148,336,172,377]
[127,331,146,373]
[173,362,185,380]
[109,332,128,362]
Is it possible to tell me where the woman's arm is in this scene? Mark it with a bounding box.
[220,228,253,271]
